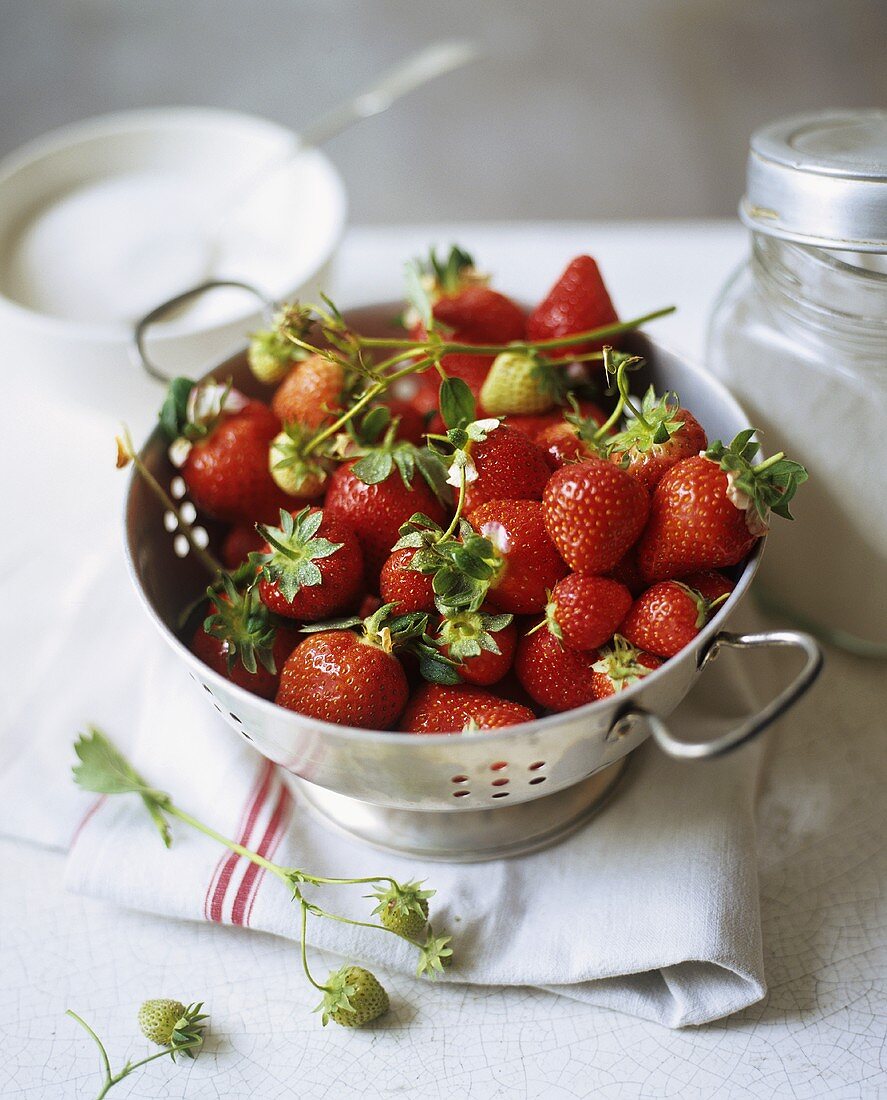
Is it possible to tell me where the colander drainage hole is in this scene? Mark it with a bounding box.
[529,776,547,785]
[203,684,213,695]
[170,477,186,499]
[528,761,546,771]
[491,791,509,799]
[491,778,509,787]
[490,761,508,772]
[241,731,254,742]
[450,775,469,784]
[173,534,190,558]
[229,713,241,724]
[453,789,470,798]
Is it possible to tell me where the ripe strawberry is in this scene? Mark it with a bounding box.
[400,683,535,733]
[506,399,606,444]
[620,580,728,658]
[460,423,551,513]
[191,581,299,700]
[514,624,599,712]
[138,1000,206,1050]
[432,285,526,344]
[637,432,807,582]
[370,881,431,939]
[324,453,448,580]
[479,352,557,417]
[435,609,516,685]
[271,353,346,429]
[220,523,265,569]
[543,574,632,651]
[526,255,619,359]
[162,379,290,524]
[590,636,663,699]
[255,507,364,622]
[380,547,437,615]
[319,966,389,1028]
[469,499,569,614]
[681,570,735,602]
[543,458,649,574]
[277,625,409,729]
[608,389,708,492]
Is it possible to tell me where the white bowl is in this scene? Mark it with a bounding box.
[0,108,347,421]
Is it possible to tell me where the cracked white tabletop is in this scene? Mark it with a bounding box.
[2,223,885,1098]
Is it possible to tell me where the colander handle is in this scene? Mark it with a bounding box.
[132,279,275,384]
[614,629,823,760]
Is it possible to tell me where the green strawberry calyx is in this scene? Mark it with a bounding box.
[436,609,513,661]
[298,599,461,685]
[416,929,454,979]
[608,385,686,457]
[705,430,808,527]
[350,437,450,502]
[592,634,657,690]
[369,879,433,935]
[393,514,503,616]
[253,507,343,603]
[203,574,280,675]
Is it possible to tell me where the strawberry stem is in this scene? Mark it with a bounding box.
[440,465,467,543]
[752,451,785,473]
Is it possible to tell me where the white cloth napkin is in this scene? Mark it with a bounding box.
[0,378,767,1030]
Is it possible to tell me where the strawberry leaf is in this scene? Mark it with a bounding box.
[440,377,477,431]
[159,377,195,441]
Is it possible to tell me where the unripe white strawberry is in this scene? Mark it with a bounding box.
[480,352,557,416]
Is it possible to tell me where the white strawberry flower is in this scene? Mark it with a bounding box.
[186,382,247,430]
[480,520,511,555]
[446,450,478,488]
[466,418,500,443]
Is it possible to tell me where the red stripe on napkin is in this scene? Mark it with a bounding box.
[204,760,275,923]
[232,780,294,927]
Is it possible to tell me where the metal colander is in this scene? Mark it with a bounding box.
[124,301,822,861]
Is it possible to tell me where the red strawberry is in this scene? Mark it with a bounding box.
[255,507,363,622]
[399,683,534,733]
[324,456,448,581]
[435,609,516,686]
[637,434,807,583]
[526,255,619,359]
[461,424,551,513]
[590,636,663,699]
[469,499,569,614]
[608,393,708,492]
[276,624,409,730]
[543,458,649,574]
[271,354,346,429]
[379,547,437,615]
[681,570,735,602]
[505,399,605,443]
[178,398,290,524]
[191,580,299,700]
[543,574,632,651]
[637,458,756,582]
[514,625,599,712]
[432,286,526,344]
[620,580,728,658]
[221,524,265,569]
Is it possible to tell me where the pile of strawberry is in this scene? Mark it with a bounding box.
[149,247,806,734]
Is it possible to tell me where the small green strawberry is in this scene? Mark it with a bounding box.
[269,425,330,498]
[248,328,297,384]
[370,880,433,939]
[137,1000,207,1057]
[479,351,558,416]
[317,966,389,1028]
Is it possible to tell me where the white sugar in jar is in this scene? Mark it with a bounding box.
[707,111,887,656]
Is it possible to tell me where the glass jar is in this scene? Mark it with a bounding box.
[707,111,887,656]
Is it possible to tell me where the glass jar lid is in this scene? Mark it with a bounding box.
[741,110,887,253]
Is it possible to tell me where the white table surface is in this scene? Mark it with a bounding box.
[3,222,886,1099]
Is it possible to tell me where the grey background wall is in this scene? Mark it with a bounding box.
[1,0,885,223]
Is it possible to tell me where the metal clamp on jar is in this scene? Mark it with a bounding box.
[708,110,887,657]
